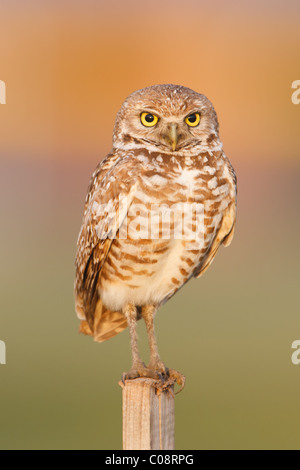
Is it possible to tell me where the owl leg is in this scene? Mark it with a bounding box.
[122,304,165,381]
[142,305,186,392]
[123,303,145,375]
[142,305,166,374]
[122,304,185,390]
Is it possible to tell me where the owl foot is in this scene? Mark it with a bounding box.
[163,368,186,394]
[148,359,167,376]
[121,364,185,394]
[148,360,185,393]
[122,365,165,383]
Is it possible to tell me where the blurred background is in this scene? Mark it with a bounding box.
[0,0,300,450]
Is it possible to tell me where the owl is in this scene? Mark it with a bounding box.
[75,84,237,387]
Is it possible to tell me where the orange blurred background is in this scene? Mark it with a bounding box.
[0,0,300,450]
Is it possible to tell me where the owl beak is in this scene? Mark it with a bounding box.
[168,123,178,151]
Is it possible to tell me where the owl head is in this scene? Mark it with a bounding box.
[112,84,221,155]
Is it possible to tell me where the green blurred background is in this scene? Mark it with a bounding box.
[0,0,300,450]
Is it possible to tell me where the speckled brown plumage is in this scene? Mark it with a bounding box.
[75,84,237,384]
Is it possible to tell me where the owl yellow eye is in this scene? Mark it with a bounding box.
[140,112,159,127]
[185,113,201,127]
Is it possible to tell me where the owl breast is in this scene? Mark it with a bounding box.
[98,150,233,311]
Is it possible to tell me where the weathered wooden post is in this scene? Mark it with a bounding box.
[120,378,176,450]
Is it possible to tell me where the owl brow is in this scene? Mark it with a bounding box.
[185,109,202,118]
[140,109,161,118]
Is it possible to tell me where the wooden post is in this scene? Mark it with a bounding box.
[120,378,175,450]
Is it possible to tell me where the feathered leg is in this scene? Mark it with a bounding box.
[123,303,145,375]
[123,303,185,391]
[122,303,165,381]
[142,305,166,373]
[142,304,186,391]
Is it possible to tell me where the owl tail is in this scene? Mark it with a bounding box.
[79,299,128,343]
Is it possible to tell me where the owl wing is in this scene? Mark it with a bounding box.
[75,153,138,331]
[194,158,237,278]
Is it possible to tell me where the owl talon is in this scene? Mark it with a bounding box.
[147,361,185,392]
[122,366,185,394]
[164,368,186,394]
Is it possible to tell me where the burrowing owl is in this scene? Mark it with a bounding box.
[75,84,237,386]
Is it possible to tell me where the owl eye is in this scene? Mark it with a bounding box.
[141,112,159,127]
[185,112,201,127]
